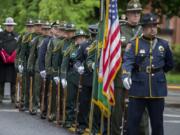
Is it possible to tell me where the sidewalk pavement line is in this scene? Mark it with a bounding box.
[0,109,19,112]
[164,114,180,118]
[164,120,180,124]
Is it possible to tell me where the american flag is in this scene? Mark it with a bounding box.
[98,0,122,105]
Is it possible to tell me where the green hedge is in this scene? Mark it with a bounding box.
[166,73,180,84]
[172,45,180,73]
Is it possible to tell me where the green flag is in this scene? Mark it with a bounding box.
[92,0,111,117]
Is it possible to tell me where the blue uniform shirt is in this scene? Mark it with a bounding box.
[38,36,52,71]
[122,36,174,98]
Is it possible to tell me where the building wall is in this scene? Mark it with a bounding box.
[161,16,180,45]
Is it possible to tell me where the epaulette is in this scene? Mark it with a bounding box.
[22,33,32,43]
[87,40,97,54]
[119,19,128,26]
[64,46,73,56]
[52,39,64,53]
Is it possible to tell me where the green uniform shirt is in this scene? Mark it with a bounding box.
[114,23,142,88]
[45,37,64,76]
[27,33,45,72]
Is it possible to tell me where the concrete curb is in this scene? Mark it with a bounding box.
[165,102,180,108]
[168,85,180,91]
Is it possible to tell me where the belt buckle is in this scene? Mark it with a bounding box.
[146,66,151,73]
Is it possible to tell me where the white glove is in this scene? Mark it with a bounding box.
[18,65,24,73]
[61,78,67,88]
[78,66,84,75]
[91,62,95,70]
[53,76,60,85]
[123,77,132,90]
[40,70,46,79]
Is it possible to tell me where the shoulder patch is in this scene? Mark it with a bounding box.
[125,43,132,52]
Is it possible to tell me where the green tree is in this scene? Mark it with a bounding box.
[0,0,179,32]
[39,0,99,29]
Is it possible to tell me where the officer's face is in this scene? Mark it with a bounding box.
[75,36,87,45]
[58,30,64,37]
[61,30,67,38]
[143,24,158,38]
[34,25,42,33]
[42,29,50,36]
[66,31,75,38]
[26,26,34,33]
[127,11,141,25]
[51,27,59,36]
[5,25,14,32]
[45,29,51,36]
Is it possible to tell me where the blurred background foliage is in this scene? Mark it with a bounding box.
[0,0,179,32]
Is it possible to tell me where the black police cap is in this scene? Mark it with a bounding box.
[140,13,160,26]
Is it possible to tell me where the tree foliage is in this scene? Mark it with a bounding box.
[0,0,179,32]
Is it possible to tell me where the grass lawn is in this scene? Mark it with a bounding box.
[166,73,180,85]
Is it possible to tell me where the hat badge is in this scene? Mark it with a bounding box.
[80,30,84,35]
[134,4,138,8]
[150,17,154,21]
[71,24,75,28]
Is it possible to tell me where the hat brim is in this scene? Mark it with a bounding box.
[141,22,160,26]
[126,8,142,12]
[26,24,34,26]
[89,30,98,34]
[42,27,51,29]
[3,23,17,25]
[72,34,89,39]
[65,28,76,31]
[58,27,66,30]
[34,23,43,25]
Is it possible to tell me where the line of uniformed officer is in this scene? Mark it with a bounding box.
[13,18,100,135]
[4,2,174,135]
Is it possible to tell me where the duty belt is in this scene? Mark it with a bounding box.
[135,66,162,73]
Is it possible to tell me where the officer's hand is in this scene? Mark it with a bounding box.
[53,76,60,85]
[61,78,67,88]
[78,66,84,75]
[92,62,95,70]
[40,70,46,79]
[123,77,132,90]
[18,65,24,73]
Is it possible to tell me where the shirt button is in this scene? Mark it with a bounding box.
[152,74,155,76]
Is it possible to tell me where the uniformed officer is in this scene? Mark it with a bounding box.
[38,21,52,118]
[111,0,149,135]
[85,24,102,134]
[17,19,35,111]
[61,29,88,129]
[122,13,174,135]
[45,20,66,121]
[0,17,18,103]
[27,19,44,115]
[51,22,68,122]
[73,24,99,134]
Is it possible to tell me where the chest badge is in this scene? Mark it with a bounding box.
[139,49,146,56]
[71,52,76,58]
[159,45,164,52]
[120,36,126,42]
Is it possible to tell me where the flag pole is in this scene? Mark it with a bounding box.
[88,0,104,134]
[100,110,104,135]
